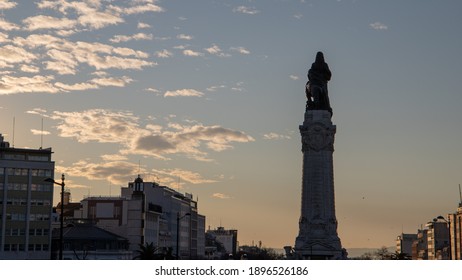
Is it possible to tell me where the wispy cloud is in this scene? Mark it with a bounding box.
[370,22,388,30]
[289,75,299,80]
[205,44,230,57]
[30,129,51,135]
[230,46,250,55]
[29,108,255,162]
[263,132,291,140]
[177,34,193,40]
[137,22,151,29]
[164,89,204,97]
[23,15,77,31]
[212,193,232,199]
[206,85,226,92]
[153,168,218,184]
[155,49,173,58]
[0,75,59,95]
[145,87,161,93]
[183,49,204,57]
[233,6,260,15]
[110,33,153,43]
[59,160,146,185]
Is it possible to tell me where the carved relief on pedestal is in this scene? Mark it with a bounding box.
[300,122,335,152]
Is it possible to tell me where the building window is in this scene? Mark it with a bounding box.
[28,244,35,251]
[28,155,49,161]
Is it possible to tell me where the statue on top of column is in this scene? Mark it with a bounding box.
[305,51,332,115]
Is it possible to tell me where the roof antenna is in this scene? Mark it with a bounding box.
[40,118,44,149]
[12,117,15,148]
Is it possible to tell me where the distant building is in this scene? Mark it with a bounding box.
[71,175,206,259]
[448,204,462,260]
[426,219,450,260]
[53,222,131,260]
[396,233,417,257]
[121,176,206,259]
[206,226,238,257]
[0,133,55,259]
[411,229,428,260]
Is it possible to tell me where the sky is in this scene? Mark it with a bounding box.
[1,0,462,250]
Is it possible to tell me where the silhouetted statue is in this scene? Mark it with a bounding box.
[306,52,332,114]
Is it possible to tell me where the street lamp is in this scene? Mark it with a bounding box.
[176,212,190,259]
[45,173,65,260]
[436,215,451,260]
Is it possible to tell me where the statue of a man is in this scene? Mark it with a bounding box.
[306,52,332,114]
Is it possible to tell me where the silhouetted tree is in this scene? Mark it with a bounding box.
[134,242,158,260]
[390,251,411,260]
[374,246,391,260]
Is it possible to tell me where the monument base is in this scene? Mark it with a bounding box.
[294,236,346,260]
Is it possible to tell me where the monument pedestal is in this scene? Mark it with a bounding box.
[293,110,346,260]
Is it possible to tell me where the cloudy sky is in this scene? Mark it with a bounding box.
[2,0,462,250]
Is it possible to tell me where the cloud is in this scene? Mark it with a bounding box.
[153,168,218,184]
[110,33,153,43]
[100,154,128,161]
[145,87,161,93]
[0,18,19,31]
[30,129,51,136]
[26,108,48,116]
[230,46,250,55]
[205,44,230,57]
[0,32,9,43]
[212,193,231,199]
[38,108,254,162]
[78,10,125,29]
[55,82,99,91]
[177,34,193,40]
[370,22,388,30]
[130,120,255,161]
[155,49,173,58]
[294,14,303,20]
[290,75,299,80]
[50,109,140,144]
[0,75,59,95]
[2,33,153,92]
[0,0,17,10]
[0,45,37,67]
[91,76,133,87]
[263,132,291,140]
[206,85,226,92]
[59,160,145,185]
[113,47,149,58]
[21,65,40,73]
[233,6,260,15]
[183,49,204,57]
[121,3,164,14]
[164,89,204,97]
[137,22,151,29]
[23,15,77,31]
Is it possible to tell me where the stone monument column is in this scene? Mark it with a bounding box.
[293,52,346,259]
